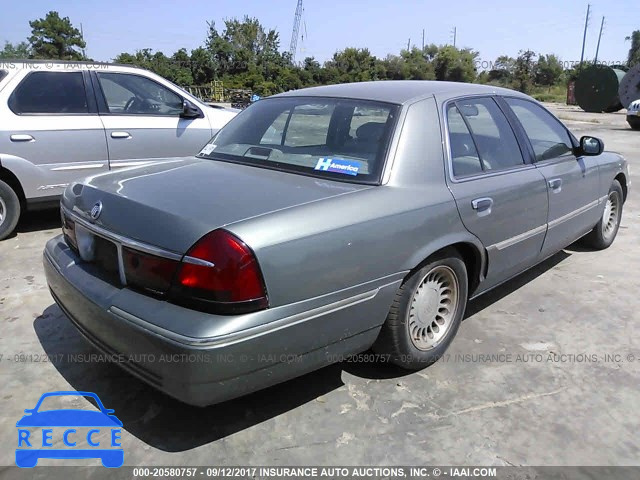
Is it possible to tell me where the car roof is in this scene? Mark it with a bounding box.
[1,59,143,73]
[273,80,532,105]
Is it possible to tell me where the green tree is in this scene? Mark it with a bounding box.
[626,30,640,67]
[399,47,436,80]
[513,50,536,93]
[487,55,516,84]
[0,41,32,59]
[206,16,286,82]
[324,48,377,83]
[535,54,564,86]
[169,48,193,85]
[190,47,215,85]
[28,11,86,60]
[433,46,477,82]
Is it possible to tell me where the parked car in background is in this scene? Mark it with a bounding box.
[44,81,629,406]
[0,60,237,239]
[628,99,640,130]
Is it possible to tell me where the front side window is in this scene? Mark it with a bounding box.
[97,73,183,116]
[9,72,87,114]
[199,97,399,184]
[505,97,573,161]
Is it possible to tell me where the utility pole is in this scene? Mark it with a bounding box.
[579,4,591,68]
[422,29,425,50]
[80,22,86,59]
[407,38,411,51]
[594,16,605,64]
[451,27,457,47]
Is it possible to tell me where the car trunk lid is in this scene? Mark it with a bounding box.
[63,157,370,254]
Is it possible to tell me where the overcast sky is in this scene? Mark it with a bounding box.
[2,0,637,67]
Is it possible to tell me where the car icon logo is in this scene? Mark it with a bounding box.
[15,391,123,468]
[90,201,102,220]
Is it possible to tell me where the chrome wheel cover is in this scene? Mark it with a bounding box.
[602,191,620,240]
[408,265,459,351]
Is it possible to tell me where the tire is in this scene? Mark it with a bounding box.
[628,116,640,130]
[373,248,468,369]
[582,179,624,250]
[0,179,21,240]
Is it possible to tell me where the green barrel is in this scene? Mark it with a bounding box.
[575,65,626,113]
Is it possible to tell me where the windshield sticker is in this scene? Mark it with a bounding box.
[314,158,361,176]
[199,144,216,155]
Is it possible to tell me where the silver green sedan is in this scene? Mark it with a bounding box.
[44,81,629,406]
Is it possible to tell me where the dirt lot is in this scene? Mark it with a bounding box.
[0,104,638,467]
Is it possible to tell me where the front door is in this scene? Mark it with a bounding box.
[444,96,548,291]
[92,72,212,169]
[502,97,601,257]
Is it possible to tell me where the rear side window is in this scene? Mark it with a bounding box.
[9,72,88,114]
[504,97,573,161]
[456,97,524,172]
[447,104,483,177]
[0,70,7,82]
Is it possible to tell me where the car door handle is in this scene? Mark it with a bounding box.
[111,131,131,139]
[471,197,493,213]
[548,178,562,192]
[10,134,34,142]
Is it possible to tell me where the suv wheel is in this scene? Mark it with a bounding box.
[0,179,21,240]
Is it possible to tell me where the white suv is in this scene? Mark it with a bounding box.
[0,60,237,239]
[628,99,640,130]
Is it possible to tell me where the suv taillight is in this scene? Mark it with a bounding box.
[171,230,268,314]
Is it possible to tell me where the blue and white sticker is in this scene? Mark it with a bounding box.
[314,158,361,176]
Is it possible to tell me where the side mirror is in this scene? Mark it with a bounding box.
[578,136,604,156]
[181,99,203,119]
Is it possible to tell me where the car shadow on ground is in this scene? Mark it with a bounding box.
[15,208,60,236]
[34,249,572,452]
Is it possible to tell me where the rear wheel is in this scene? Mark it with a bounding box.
[628,116,640,130]
[0,179,21,240]
[582,179,623,250]
[373,249,468,369]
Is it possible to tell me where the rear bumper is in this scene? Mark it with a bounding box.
[43,236,400,406]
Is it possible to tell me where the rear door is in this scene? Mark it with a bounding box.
[443,96,548,290]
[502,97,601,257]
[0,70,108,200]
[92,71,212,168]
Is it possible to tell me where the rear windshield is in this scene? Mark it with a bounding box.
[197,96,399,184]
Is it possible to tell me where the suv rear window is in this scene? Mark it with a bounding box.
[198,96,399,184]
[9,71,88,114]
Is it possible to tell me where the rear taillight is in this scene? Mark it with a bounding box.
[172,230,268,314]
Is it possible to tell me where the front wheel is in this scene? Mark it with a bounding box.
[373,249,468,369]
[582,179,623,250]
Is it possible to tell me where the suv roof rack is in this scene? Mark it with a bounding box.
[1,59,144,69]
